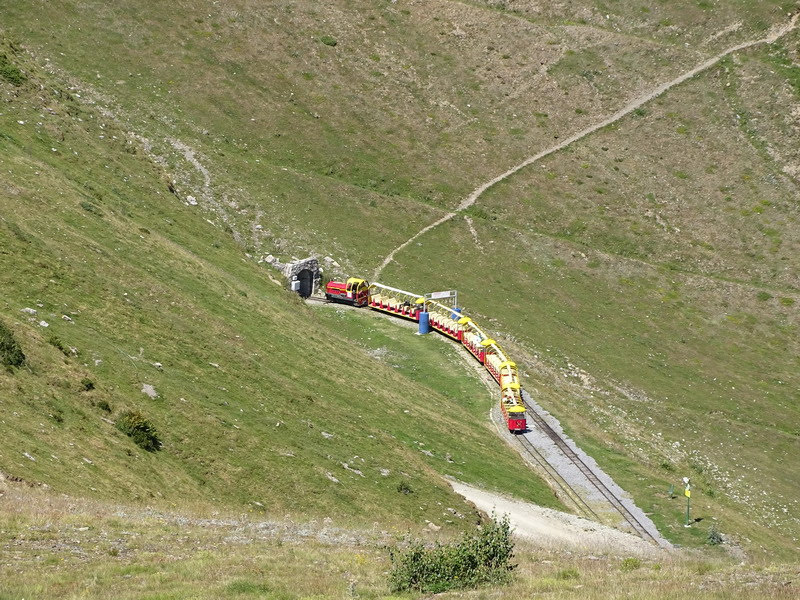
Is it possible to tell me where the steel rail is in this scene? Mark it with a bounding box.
[522,402,661,545]
[515,433,600,521]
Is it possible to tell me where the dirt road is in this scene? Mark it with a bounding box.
[449,479,666,557]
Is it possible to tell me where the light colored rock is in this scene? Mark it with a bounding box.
[141,384,159,399]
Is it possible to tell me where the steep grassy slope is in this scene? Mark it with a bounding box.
[2,0,798,561]
[6,0,786,268]
[382,29,800,556]
[0,45,561,532]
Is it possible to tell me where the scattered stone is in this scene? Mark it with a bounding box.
[380,468,390,477]
[20,307,37,315]
[141,384,159,399]
[209,362,220,368]
[186,195,198,206]
[23,452,35,462]
[420,449,434,457]
[321,431,334,439]
[425,520,442,531]
[341,463,365,477]
[325,472,340,484]
[61,315,73,322]
[82,457,93,465]
[38,320,49,328]
[152,362,163,370]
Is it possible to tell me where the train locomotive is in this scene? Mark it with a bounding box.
[324,278,527,433]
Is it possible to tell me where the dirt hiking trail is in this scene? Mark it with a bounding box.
[373,12,799,279]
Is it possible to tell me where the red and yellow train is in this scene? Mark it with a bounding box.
[324,278,527,433]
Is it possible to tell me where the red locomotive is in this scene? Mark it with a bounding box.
[325,277,370,307]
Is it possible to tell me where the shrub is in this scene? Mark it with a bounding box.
[396,480,413,494]
[48,335,70,356]
[96,400,112,413]
[695,562,713,575]
[0,54,26,86]
[556,567,580,580]
[621,557,641,571]
[389,516,515,593]
[80,377,95,392]
[0,319,25,368]
[319,35,337,47]
[80,201,103,216]
[707,524,723,546]
[116,411,162,452]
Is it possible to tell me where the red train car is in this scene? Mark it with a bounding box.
[325,277,369,307]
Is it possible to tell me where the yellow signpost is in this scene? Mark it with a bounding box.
[683,477,692,527]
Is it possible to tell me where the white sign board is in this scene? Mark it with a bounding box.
[428,290,456,300]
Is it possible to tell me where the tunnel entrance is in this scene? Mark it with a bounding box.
[281,257,322,299]
[297,269,313,298]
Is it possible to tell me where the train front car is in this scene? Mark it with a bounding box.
[506,405,526,433]
[325,277,370,307]
[500,380,527,433]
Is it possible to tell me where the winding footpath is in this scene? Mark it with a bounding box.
[374,13,799,279]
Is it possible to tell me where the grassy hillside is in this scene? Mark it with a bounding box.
[0,40,560,534]
[1,0,798,566]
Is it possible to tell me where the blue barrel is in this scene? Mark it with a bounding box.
[451,307,462,320]
[418,312,431,334]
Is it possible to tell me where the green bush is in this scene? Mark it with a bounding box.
[0,54,26,86]
[389,516,515,593]
[621,557,641,571]
[48,334,70,356]
[396,479,413,494]
[556,567,580,580]
[319,35,337,47]
[0,319,25,368]
[707,524,723,546]
[116,411,162,452]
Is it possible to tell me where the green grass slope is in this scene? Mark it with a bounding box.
[0,45,560,532]
[1,0,798,561]
[382,29,800,557]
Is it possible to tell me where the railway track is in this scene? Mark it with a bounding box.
[515,433,600,522]
[521,400,664,547]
